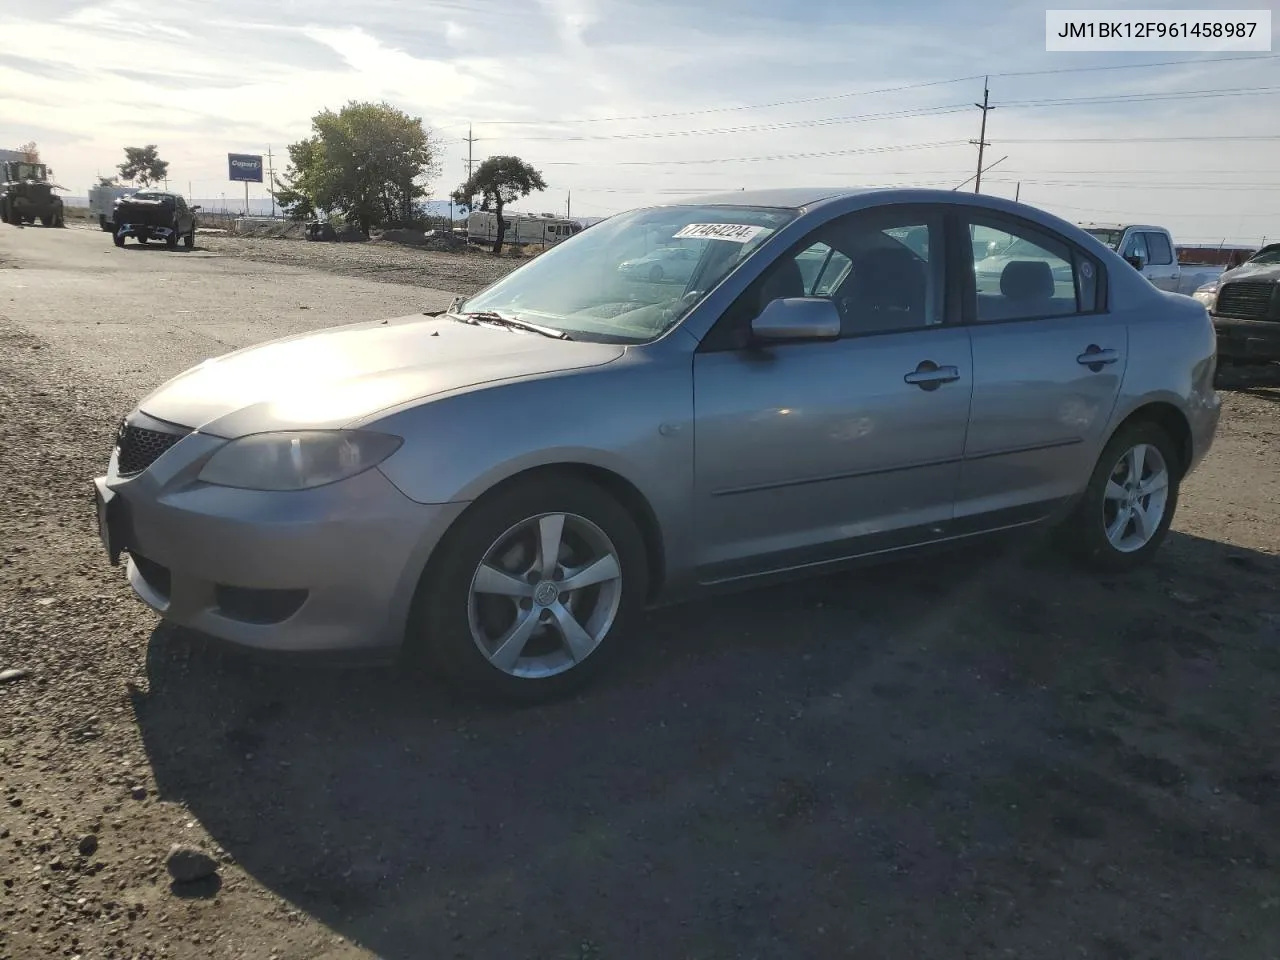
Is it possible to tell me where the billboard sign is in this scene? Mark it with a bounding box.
[228,153,263,183]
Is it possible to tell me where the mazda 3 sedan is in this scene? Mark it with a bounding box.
[94,187,1221,701]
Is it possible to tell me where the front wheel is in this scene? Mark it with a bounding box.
[1059,421,1180,572]
[413,474,648,703]
[165,223,179,249]
[182,226,195,250]
[113,230,125,247]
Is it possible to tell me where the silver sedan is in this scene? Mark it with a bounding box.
[93,187,1221,701]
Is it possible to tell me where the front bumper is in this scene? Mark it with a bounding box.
[95,430,467,653]
[1214,316,1280,362]
[116,223,176,240]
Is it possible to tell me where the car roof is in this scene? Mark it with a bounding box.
[678,186,873,208]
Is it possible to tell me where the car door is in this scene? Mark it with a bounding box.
[691,206,973,584]
[1141,230,1180,291]
[957,211,1125,528]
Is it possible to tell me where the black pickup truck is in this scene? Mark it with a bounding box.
[1196,243,1280,364]
[113,190,198,249]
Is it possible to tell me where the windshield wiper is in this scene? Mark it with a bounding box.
[454,310,571,340]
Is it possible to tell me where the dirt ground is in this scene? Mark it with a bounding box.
[2,225,1280,960]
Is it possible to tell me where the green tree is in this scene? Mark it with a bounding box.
[118,145,169,186]
[452,156,547,255]
[274,101,441,236]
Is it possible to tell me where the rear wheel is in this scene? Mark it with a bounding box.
[648,264,664,282]
[414,474,648,703]
[1059,420,1180,572]
[182,225,195,250]
[165,222,179,249]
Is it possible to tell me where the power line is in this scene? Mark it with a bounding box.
[475,53,1280,125]
[478,104,972,142]
[997,84,1280,108]
[536,139,969,166]
[472,84,1280,146]
[999,134,1280,144]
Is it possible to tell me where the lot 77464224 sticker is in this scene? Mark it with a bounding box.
[673,223,767,243]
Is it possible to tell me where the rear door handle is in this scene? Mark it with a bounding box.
[1076,345,1119,368]
[904,361,960,391]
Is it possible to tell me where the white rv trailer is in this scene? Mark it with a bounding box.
[466,210,581,247]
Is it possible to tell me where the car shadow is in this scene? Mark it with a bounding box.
[133,531,1280,958]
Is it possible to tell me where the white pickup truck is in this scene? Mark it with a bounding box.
[1079,223,1223,297]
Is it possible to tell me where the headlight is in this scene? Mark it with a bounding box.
[1191,282,1219,309]
[197,430,402,491]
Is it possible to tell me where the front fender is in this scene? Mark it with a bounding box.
[364,351,698,585]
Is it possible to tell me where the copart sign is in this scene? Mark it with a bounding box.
[227,153,264,183]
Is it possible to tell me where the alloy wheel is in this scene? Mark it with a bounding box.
[1102,442,1170,553]
[467,512,623,679]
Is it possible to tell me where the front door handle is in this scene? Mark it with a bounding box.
[904,361,960,391]
[1076,345,1119,369]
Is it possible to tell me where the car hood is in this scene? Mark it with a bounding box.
[138,314,625,438]
[1220,261,1280,283]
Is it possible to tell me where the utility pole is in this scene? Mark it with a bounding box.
[971,77,994,194]
[1015,181,1021,202]
[463,125,478,180]
[566,189,571,220]
[266,145,276,218]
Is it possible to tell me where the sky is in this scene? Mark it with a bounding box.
[1,0,1277,243]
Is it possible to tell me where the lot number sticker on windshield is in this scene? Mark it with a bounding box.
[673,223,766,243]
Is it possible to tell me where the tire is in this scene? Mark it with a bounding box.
[99,215,112,232]
[413,473,648,703]
[1059,420,1181,573]
[0,200,10,225]
[165,222,179,249]
[137,236,148,246]
[182,226,195,251]
[39,215,52,227]
[648,264,664,282]
[113,230,125,248]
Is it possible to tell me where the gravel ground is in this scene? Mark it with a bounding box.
[3,225,1280,960]
[195,233,523,296]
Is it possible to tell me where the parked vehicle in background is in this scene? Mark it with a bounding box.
[0,160,65,227]
[95,187,1219,702]
[89,183,137,232]
[1080,223,1227,296]
[467,210,581,247]
[1191,246,1280,363]
[112,190,198,249]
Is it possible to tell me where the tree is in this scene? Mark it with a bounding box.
[452,156,547,255]
[18,141,39,163]
[273,101,441,235]
[118,145,169,186]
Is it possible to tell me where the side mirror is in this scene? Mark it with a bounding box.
[192,205,202,212]
[750,297,841,343]
[1124,254,1145,270]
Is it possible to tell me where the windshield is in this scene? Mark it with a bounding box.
[1248,246,1280,266]
[12,162,46,180]
[458,204,799,343]
[1084,228,1124,249]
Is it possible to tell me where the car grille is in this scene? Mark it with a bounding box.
[116,422,189,476]
[1216,281,1278,322]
